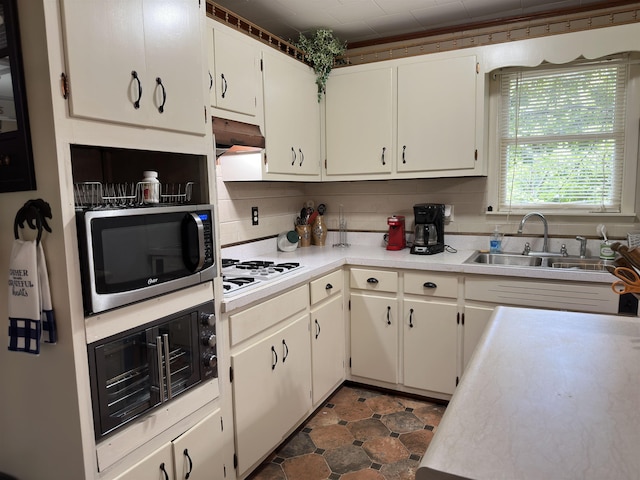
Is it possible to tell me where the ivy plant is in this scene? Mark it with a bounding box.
[296,29,346,102]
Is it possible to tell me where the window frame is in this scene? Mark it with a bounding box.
[486,56,640,219]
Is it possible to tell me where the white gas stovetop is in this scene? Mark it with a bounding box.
[221,259,304,296]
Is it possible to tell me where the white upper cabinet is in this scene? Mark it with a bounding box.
[325,52,486,180]
[325,67,394,177]
[208,26,260,117]
[262,50,321,179]
[397,55,478,174]
[60,0,206,135]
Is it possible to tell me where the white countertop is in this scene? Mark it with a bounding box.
[220,233,614,312]
[416,306,640,480]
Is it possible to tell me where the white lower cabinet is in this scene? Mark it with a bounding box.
[403,299,458,395]
[462,303,495,373]
[350,291,399,384]
[311,295,345,405]
[112,409,227,480]
[231,313,311,476]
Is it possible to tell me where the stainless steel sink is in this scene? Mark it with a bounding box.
[464,251,613,271]
[542,256,615,271]
[464,252,543,266]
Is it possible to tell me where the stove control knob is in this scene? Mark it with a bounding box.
[201,312,215,326]
[203,354,217,369]
[202,332,216,348]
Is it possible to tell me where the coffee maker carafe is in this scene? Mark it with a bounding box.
[411,203,445,255]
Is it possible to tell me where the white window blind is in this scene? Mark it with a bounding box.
[498,61,627,212]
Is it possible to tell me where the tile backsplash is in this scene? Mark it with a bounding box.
[216,172,639,246]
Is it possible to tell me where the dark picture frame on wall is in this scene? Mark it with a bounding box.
[0,0,35,193]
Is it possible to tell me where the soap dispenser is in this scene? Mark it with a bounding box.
[490,225,503,254]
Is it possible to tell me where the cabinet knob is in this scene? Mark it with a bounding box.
[423,282,437,289]
[367,277,379,284]
[325,283,333,290]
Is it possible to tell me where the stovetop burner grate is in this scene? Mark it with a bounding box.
[221,258,304,296]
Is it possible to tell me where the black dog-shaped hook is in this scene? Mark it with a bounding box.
[13,199,53,244]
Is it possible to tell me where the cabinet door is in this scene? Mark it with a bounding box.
[209,27,259,116]
[143,0,205,135]
[61,0,146,126]
[172,409,229,480]
[403,299,458,395]
[397,56,477,173]
[311,295,345,405]
[232,314,311,475]
[325,68,394,176]
[462,304,494,372]
[263,52,321,177]
[61,0,205,134]
[112,443,173,480]
[350,293,398,384]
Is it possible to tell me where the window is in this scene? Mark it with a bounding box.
[495,59,631,214]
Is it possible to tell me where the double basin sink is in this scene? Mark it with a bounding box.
[464,251,614,271]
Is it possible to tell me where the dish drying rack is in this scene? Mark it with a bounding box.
[74,181,194,208]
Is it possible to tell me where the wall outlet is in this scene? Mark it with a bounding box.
[251,206,259,225]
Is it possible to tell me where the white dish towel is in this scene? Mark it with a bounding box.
[7,240,56,354]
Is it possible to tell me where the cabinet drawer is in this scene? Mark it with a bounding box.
[350,268,398,293]
[230,285,309,345]
[404,271,458,298]
[310,270,344,305]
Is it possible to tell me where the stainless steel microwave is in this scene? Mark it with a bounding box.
[76,204,216,315]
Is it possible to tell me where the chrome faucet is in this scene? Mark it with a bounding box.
[575,236,587,258]
[517,212,549,253]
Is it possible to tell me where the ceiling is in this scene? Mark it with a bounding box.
[212,0,608,46]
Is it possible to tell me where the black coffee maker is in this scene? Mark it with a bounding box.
[411,203,445,255]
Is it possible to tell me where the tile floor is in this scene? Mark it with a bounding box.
[247,383,447,480]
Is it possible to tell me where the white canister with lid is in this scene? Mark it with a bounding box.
[277,230,300,252]
[142,170,160,204]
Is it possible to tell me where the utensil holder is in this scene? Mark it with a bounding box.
[296,224,311,247]
[311,215,327,246]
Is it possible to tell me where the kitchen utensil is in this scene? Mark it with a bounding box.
[296,224,311,247]
[611,242,640,271]
[611,266,640,294]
